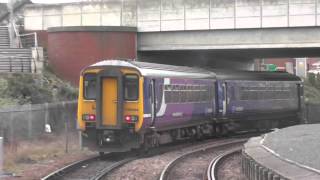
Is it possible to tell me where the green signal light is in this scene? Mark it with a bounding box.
[266,64,277,72]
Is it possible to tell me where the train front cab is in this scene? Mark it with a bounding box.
[77,66,144,152]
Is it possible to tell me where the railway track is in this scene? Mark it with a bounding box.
[41,152,138,180]
[42,131,261,180]
[159,138,247,180]
[206,148,242,180]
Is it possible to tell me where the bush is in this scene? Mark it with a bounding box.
[308,73,316,86]
[5,74,52,104]
[0,71,78,107]
[305,74,320,104]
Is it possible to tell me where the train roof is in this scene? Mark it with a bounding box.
[211,69,301,81]
[89,60,216,79]
[87,60,301,81]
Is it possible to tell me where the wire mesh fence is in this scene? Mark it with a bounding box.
[0,100,318,145]
[0,101,77,144]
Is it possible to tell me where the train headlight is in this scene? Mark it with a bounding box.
[82,114,96,121]
[124,115,138,123]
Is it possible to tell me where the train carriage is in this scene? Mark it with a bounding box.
[77,60,303,153]
[77,60,217,153]
[214,70,303,130]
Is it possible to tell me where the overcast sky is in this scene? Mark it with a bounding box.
[0,0,82,3]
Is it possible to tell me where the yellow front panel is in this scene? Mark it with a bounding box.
[120,68,144,132]
[102,78,118,126]
[136,77,144,131]
[77,75,85,130]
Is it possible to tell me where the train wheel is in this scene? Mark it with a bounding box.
[138,135,152,156]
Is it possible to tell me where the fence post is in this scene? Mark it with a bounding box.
[9,112,13,145]
[79,131,83,150]
[0,137,3,175]
[63,102,69,153]
[44,103,49,126]
[28,104,33,139]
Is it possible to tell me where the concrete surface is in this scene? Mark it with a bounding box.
[137,27,320,51]
[263,124,320,172]
[242,125,320,180]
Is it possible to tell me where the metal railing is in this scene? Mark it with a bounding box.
[0,56,32,73]
[19,32,38,48]
[12,23,38,48]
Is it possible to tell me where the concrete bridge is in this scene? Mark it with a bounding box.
[23,0,320,58]
[14,0,320,82]
[24,0,320,31]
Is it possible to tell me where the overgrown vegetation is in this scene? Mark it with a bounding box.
[4,133,92,175]
[0,70,77,107]
[304,73,320,104]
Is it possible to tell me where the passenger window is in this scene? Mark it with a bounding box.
[84,74,96,100]
[181,85,187,103]
[124,75,139,101]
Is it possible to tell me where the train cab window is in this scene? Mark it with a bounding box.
[84,74,96,100]
[124,75,139,101]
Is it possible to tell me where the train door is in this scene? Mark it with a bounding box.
[150,79,156,127]
[96,69,123,129]
[102,78,118,126]
[222,82,227,116]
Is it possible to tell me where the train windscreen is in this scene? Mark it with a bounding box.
[124,75,139,101]
[84,74,96,100]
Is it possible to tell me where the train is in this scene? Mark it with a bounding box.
[77,60,303,154]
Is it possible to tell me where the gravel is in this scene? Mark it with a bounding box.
[166,144,241,180]
[105,139,244,180]
[217,153,247,180]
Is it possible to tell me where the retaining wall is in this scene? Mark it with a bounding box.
[305,103,320,124]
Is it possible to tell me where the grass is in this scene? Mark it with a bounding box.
[3,132,90,175]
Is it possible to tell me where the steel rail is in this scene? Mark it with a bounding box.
[41,152,138,180]
[92,157,138,180]
[206,148,242,180]
[41,155,100,180]
[43,132,261,180]
[159,139,246,180]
